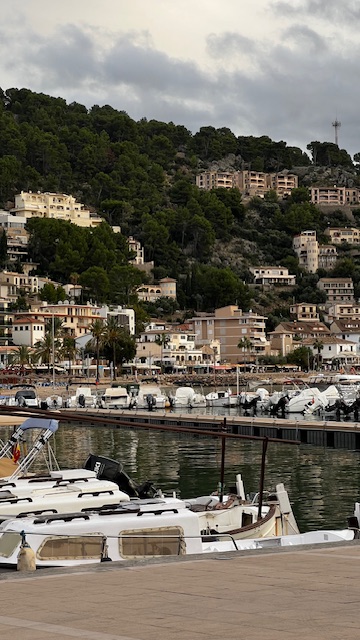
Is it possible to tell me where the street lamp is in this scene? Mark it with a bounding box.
[212,347,217,387]
[52,312,55,388]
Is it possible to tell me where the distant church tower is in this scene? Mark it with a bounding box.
[332,119,341,147]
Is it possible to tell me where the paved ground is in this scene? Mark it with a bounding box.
[1,542,360,640]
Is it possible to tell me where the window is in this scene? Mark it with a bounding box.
[37,535,104,560]
[119,527,185,558]
[0,532,21,557]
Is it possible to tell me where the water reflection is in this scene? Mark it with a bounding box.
[1,423,359,533]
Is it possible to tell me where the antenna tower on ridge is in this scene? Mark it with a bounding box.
[332,119,341,147]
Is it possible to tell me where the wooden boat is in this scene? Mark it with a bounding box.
[0,476,302,568]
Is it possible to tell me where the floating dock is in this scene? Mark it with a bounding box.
[60,408,360,450]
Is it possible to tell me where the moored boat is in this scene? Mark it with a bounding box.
[0,480,301,568]
[99,386,132,409]
[206,389,238,408]
[132,384,168,410]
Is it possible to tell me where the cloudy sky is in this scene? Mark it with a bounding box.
[2,1,359,155]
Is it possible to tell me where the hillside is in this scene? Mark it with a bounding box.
[1,87,360,322]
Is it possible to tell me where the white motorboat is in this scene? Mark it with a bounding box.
[67,386,98,408]
[133,385,168,410]
[44,394,63,409]
[238,388,270,411]
[170,386,206,409]
[0,480,302,568]
[189,392,206,409]
[14,387,39,408]
[286,387,323,413]
[303,385,341,415]
[99,386,132,409]
[206,389,238,408]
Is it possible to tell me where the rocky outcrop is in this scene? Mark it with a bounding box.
[292,166,360,188]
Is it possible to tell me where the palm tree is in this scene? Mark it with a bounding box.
[34,333,57,371]
[155,333,170,374]
[237,337,252,366]
[103,316,123,381]
[45,316,64,339]
[88,318,105,382]
[61,336,78,374]
[9,346,36,373]
[313,339,324,371]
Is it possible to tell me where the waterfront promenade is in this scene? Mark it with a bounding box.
[1,542,360,639]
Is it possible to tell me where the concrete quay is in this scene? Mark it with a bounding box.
[1,541,360,640]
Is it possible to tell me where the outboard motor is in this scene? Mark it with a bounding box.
[146,394,156,411]
[78,394,85,408]
[84,454,158,498]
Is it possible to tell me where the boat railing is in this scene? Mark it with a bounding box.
[0,529,240,553]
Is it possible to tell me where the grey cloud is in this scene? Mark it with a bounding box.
[272,0,360,23]
[26,25,99,88]
[282,25,328,53]
[206,32,256,59]
[1,22,360,155]
[102,35,213,96]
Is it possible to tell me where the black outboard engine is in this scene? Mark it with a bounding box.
[146,394,156,411]
[78,394,85,408]
[84,454,158,498]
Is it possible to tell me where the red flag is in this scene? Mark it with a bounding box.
[11,443,20,463]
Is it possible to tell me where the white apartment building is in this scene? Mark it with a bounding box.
[136,327,208,371]
[293,230,319,273]
[325,303,360,323]
[330,319,360,353]
[11,316,45,347]
[11,191,103,228]
[325,228,360,244]
[137,278,177,303]
[303,336,358,366]
[318,245,338,270]
[36,303,135,339]
[270,321,330,357]
[317,278,355,304]
[128,236,144,265]
[0,271,39,302]
[250,266,296,286]
[128,236,154,274]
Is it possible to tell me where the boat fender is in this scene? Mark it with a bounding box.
[17,531,36,572]
[100,537,112,562]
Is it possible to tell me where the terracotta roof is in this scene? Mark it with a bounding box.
[12,317,45,325]
[302,336,357,345]
[274,321,330,334]
[331,320,360,332]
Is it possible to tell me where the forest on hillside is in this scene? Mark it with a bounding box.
[1,87,360,324]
